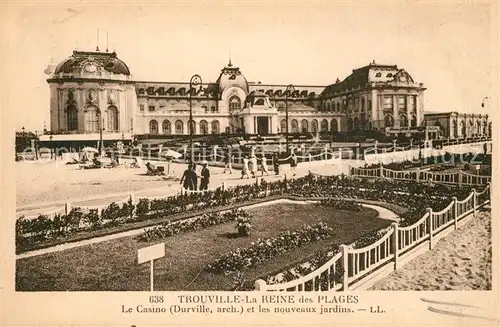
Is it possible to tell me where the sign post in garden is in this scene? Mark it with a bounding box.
[138,243,166,291]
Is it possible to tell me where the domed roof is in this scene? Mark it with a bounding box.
[54,50,131,75]
[216,60,248,93]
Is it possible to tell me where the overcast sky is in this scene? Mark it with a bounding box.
[2,1,497,132]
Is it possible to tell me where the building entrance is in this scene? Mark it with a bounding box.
[257,116,269,135]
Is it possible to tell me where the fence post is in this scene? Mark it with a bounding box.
[340,244,349,291]
[427,208,433,250]
[379,165,383,178]
[309,153,312,168]
[416,168,420,182]
[472,188,477,217]
[458,170,462,187]
[130,193,136,205]
[222,182,226,192]
[391,222,399,270]
[65,202,72,215]
[254,279,267,291]
[452,197,458,230]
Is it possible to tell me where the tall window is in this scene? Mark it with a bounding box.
[361,97,365,111]
[280,119,287,133]
[291,120,298,133]
[107,106,119,132]
[149,120,158,135]
[383,96,394,110]
[301,120,309,133]
[331,119,338,132]
[67,105,78,131]
[200,120,208,135]
[398,96,407,110]
[85,106,99,132]
[384,115,394,128]
[229,96,241,111]
[175,120,184,134]
[162,120,171,134]
[400,114,408,127]
[321,119,328,132]
[148,105,155,112]
[211,120,220,134]
[311,120,318,133]
[411,115,417,128]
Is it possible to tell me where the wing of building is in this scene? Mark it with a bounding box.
[42,50,490,144]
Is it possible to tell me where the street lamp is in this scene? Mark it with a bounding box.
[481,96,489,108]
[34,130,39,160]
[285,84,295,153]
[189,74,202,163]
[49,135,53,159]
[97,109,103,156]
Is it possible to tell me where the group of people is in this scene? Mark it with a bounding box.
[180,161,211,191]
[238,152,298,179]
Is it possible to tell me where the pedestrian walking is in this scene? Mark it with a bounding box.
[200,161,210,191]
[241,156,250,179]
[191,163,198,190]
[180,163,194,190]
[273,152,280,175]
[260,155,269,176]
[223,149,233,174]
[290,153,298,177]
[250,154,258,178]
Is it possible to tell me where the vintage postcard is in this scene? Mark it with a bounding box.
[1,1,498,326]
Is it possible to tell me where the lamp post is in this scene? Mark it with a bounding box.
[49,135,53,159]
[189,74,202,163]
[97,109,103,156]
[285,84,295,153]
[34,130,39,160]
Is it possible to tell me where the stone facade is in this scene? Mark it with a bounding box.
[45,50,489,142]
[423,112,491,139]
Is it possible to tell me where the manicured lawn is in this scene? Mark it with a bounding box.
[16,202,392,291]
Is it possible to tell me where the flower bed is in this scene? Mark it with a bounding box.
[16,172,482,254]
[137,209,249,242]
[207,222,335,275]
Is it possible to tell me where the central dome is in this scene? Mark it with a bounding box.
[53,50,131,76]
[216,60,248,93]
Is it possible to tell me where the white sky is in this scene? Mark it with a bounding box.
[2,1,497,132]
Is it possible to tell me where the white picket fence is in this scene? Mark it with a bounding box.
[254,183,490,291]
[350,165,491,186]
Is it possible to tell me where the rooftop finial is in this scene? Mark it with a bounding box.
[228,43,232,67]
[106,30,109,52]
[96,28,100,52]
[372,59,376,64]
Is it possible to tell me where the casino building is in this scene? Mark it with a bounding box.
[42,49,490,144]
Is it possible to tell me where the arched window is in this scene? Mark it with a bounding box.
[375,72,382,77]
[149,120,158,135]
[67,105,78,131]
[162,120,171,134]
[200,120,208,135]
[107,106,119,132]
[301,120,309,133]
[321,119,328,132]
[400,114,408,127]
[280,119,287,133]
[311,119,318,133]
[85,106,99,132]
[331,119,338,132]
[229,96,241,111]
[175,120,184,134]
[411,115,417,128]
[384,115,393,128]
[211,120,220,134]
[188,120,196,135]
[451,120,457,138]
[291,119,299,133]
